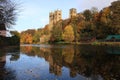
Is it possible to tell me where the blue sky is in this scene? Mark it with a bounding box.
[12,0,116,32]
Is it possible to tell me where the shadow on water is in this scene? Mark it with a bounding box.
[0,46,20,80]
[0,45,120,80]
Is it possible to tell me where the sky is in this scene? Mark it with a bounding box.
[12,0,117,32]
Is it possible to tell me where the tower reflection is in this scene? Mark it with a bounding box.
[20,45,120,80]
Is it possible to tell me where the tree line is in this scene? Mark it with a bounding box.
[20,0,120,44]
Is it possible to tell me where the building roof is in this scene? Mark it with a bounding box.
[106,35,120,40]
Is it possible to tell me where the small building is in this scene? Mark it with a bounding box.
[0,23,6,37]
[40,35,50,43]
[105,35,120,42]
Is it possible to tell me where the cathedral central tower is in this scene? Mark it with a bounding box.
[69,8,77,18]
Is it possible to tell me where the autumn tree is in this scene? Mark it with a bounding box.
[23,29,36,36]
[109,0,120,34]
[93,0,120,39]
[20,29,36,43]
[83,9,92,21]
[26,33,33,44]
[71,14,84,42]
[20,33,33,44]
[71,17,78,42]
[80,9,96,39]
[20,0,120,43]
[43,25,50,35]
[62,25,74,42]
[32,25,49,44]
[33,30,41,43]
[81,22,95,39]
[96,7,112,39]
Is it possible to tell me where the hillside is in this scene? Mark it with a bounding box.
[20,0,120,44]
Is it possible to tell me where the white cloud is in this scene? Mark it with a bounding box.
[77,0,117,11]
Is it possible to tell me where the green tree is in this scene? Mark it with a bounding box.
[33,30,41,43]
[83,9,92,21]
[50,21,63,42]
[10,31,20,45]
[10,31,20,37]
[81,9,95,39]
[80,21,95,39]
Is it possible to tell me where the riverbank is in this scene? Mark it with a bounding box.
[35,41,120,47]
[91,41,120,46]
[50,41,120,45]
[0,35,20,47]
[20,41,120,48]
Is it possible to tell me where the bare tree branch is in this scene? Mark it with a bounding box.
[0,0,18,29]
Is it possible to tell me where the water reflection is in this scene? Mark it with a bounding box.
[0,45,120,80]
[0,47,20,80]
[20,45,120,80]
[0,50,6,80]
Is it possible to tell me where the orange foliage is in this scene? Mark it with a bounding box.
[20,33,33,44]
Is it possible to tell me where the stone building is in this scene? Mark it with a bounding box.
[49,12,54,28]
[0,23,6,37]
[48,8,80,30]
[49,10,62,30]
[69,8,77,18]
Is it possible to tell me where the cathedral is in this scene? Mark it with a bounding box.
[49,8,77,30]
[49,9,62,30]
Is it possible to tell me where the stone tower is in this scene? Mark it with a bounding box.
[49,12,54,27]
[54,10,62,24]
[49,10,62,30]
[69,8,77,18]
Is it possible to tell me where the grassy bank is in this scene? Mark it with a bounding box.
[91,41,120,46]
[21,41,120,47]
[50,41,120,46]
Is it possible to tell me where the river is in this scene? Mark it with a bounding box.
[0,44,120,80]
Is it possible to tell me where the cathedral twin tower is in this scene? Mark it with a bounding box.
[49,8,77,30]
[49,9,62,27]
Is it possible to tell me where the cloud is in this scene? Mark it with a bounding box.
[77,0,116,11]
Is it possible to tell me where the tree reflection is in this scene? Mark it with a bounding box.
[0,47,20,80]
[21,45,120,80]
[0,51,6,80]
[10,52,20,61]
